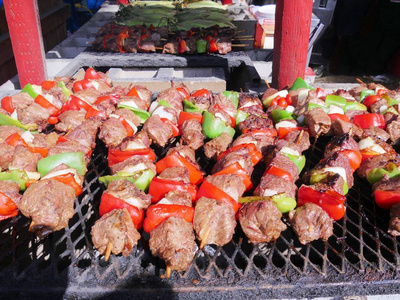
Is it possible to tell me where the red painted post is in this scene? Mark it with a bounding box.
[272,0,313,90]
[3,0,47,88]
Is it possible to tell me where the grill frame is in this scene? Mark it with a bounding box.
[0,130,400,298]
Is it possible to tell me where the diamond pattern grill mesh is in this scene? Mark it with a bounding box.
[0,135,399,296]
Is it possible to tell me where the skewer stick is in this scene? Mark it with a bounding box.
[235,29,247,34]
[231,44,249,47]
[356,78,366,85]
[166,266,172,278]
[155,47,163,50]
[232,38,255,41]
[296,130,304,145]
[105,242,113,262]
[235,35,254,38]
[265,80,271,89]
[200,227,211,249]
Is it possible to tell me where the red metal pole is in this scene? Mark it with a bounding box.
[272,0,313,90]
[3,0,47,88]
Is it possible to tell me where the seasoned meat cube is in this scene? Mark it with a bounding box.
[324,134,359,158]
[156,88,184,111]
[212,148,254,176]
[114,108,141,127]
[55,109,86,132]
[283,130,310,153]
[135,86,152,108]
[254,173,297,198]
[0,180,21,204]
[163,41,178,54]
[116,131,151,151]
[106,179,151,211]
[304,107,331,137]
[262,88,279,103]
[345,109,367,121]
[91,208,140,257]
[216,39,231,55]
[239,115,273,132]
[18,102,51,128]
[10,145,42,172]
[357,153,399,179]
[363,126,390,142]
[370,99,388,114]
[387,121,400,144]
[388,203,400,236]
[205,174,246,201]
[330,119,363,138]
[149,217,196,271]
[17,179,76,238]
[0,143,15,170]
[48,140,91,163]
[233,133,275,155]
[212,93,237,122]
[117,95,148,111]
[180,119,204,150]
[11,92,34,110]
[265,152,299,182]
[289,203,333,245]
[167,145,197,167]
[66,118,102,149]
[144,115,173,147]
[384,111,400,125]
[204,132,233,160]
[161,191,192,207]
[239,200,286,244]
[194,197,236,247]
[123,38,138,53]
[239,93,263,110]
[0,125,25,141]
[74,89,101,105]
[29,132,59,149]
[99,117,127,147]
[158,167,190,184]
[110,155,156,175]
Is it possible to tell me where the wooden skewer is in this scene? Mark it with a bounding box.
[296,130,304,145]
[356,78,366,85]
[235,29,247,34]
[235,35,254,38]
[265,80,271,89]
[166,266,172,278]
[200,226,211,249]
[231,44,249,47]
[232,38,254,41]
[105,242,113,262]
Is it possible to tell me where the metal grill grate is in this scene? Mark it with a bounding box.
[0,135,400,298]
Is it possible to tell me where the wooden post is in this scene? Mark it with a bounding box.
[272,0,313,90]
[3,0,47,88]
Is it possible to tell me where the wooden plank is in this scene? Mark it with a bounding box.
[272,0,313,89]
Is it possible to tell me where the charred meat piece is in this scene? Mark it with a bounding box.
[29,132,59,149]
[18,103,51,129]
[10,145,42,172]
[265,152,300,182]
[55,110,87,132]
[370,99,388,114]
[331,118,363,138]
[212,93,237,122]
[239,115,273,133]
[254,173,297,198]
[11,92,34,110]
[388,203,400,236]
[212,148,254,175]
[283,130,310,153]
[91,208,140,257]
[74,89,102,106]
[204,132,233,160]
[149,217,196,271]
[161,190,192,207]
[0,180,22,205]
[65,118,102,149]
[144,115,173,147]
[216,38,232,55]
[180,119,204,150]
[194,197,236,247]
[116,131,151,151]
[232,133,275,155]
[0,125,25,141]
[324,134,359,158]
[113,108,141,127]
[205,174,246,201]
[156,87,184,111]
[239,200,287,244]
[106,179,151,210]
[158,166,190,184]
[363,126,390,142]
[17,179,76,238]
[163,41,178,54]
[357,153,399,179]
[123,38,138,53]
[387,121,400,144]
[239,93,263,110]
[110,155,156,176]
[99,117,128,147]
[304,107,331,137]
[289,203,333,244]
[0,143,15,170]
[345,109,367,121]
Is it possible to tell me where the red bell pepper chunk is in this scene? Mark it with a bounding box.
[213,103,236,128]
[176,87,190,100]
[28,146,49,158]
[48,116,59,125]
[84,68,102,80]
[35,95,60,116]
[277,127,308,139]
[51,173,83,196]
[41,80,57,90]
[338,149,362,172]
[353,113,386,130]
[73,79,95,93]
[178,111,203,128]
[209,39,218,53]
[212,162,253,192]
[57,135,69,144]
[195,180,241,213]
[108,147,156,167]
[118,116,135,137]
[277,97,288,108]
[127,86,140,98]
[178,39,187,54]
[191,89,211,99]
[285,94,293,105]
[217,143,262,166]
[95,94,120,105]
[360,149,383,162]
[160,118,180,137]
[1,96,14,114]
[315,87,327,99]
[148,177,197,203]
[264,165,293,182]
[297,185,346,220]
[362,95,381,109]
[99,193,145,229]
[0,191,18,221]
[143,204,195,233]
[155,151,203,185]
[328,113,350,123]
[61,95,92,112]
[85,107,107,119]
[374,190,400,210]
[5,133,27,147]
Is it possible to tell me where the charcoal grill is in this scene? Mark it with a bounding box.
[1,128,400,299]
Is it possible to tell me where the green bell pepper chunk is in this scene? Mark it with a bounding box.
[381,94,400,107]
[343,101,367,112]
[309,171,348,195]
[367,163,400,185]
[239,193,296,214]
[282,152,306,173]
[307,103,329,113]
[99,169,155,191]
[0,114,38,131]
[196,40,207,54]
[183,99,202,113]
[57,81,71,100]
[202,111,235,139]
[21,83,41,98]
[0,170,30,191]
[290,77,315,91]
[37,152,87,177]
[222,91,239,108]
[236,110,249,126]
[117,104,150,123]
[325,95,346,108]
[271,109,293,123]
[158,99,171,108]
[383,106,399,115]
[360,89,374,102]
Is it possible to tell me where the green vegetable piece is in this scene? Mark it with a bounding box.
[117,104,150,123]
[57,81,71,99]
[360,89,374,102]
[307,103,329,113]
[37,152,87,177]
[383,106,399,115]
[290,77,315,91]
[21,83,41,98]
[183,99,201,113]
[367,163,400,185]
[271,194,297,214]
[0,113,38,131]
[282,152,306,173]
[158,99,171,108]
[222,91,239,108]
[343,181,349,195]
[310,171,348,195]
[0,170,29,191]
[343,101,367,112]
[325,95,346,108]
[236,109,249,126]
[271,109,293,123]
[384,95,400,107]
[99,169,154,191]
[196,39,207,54]
[202,111,235,139]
